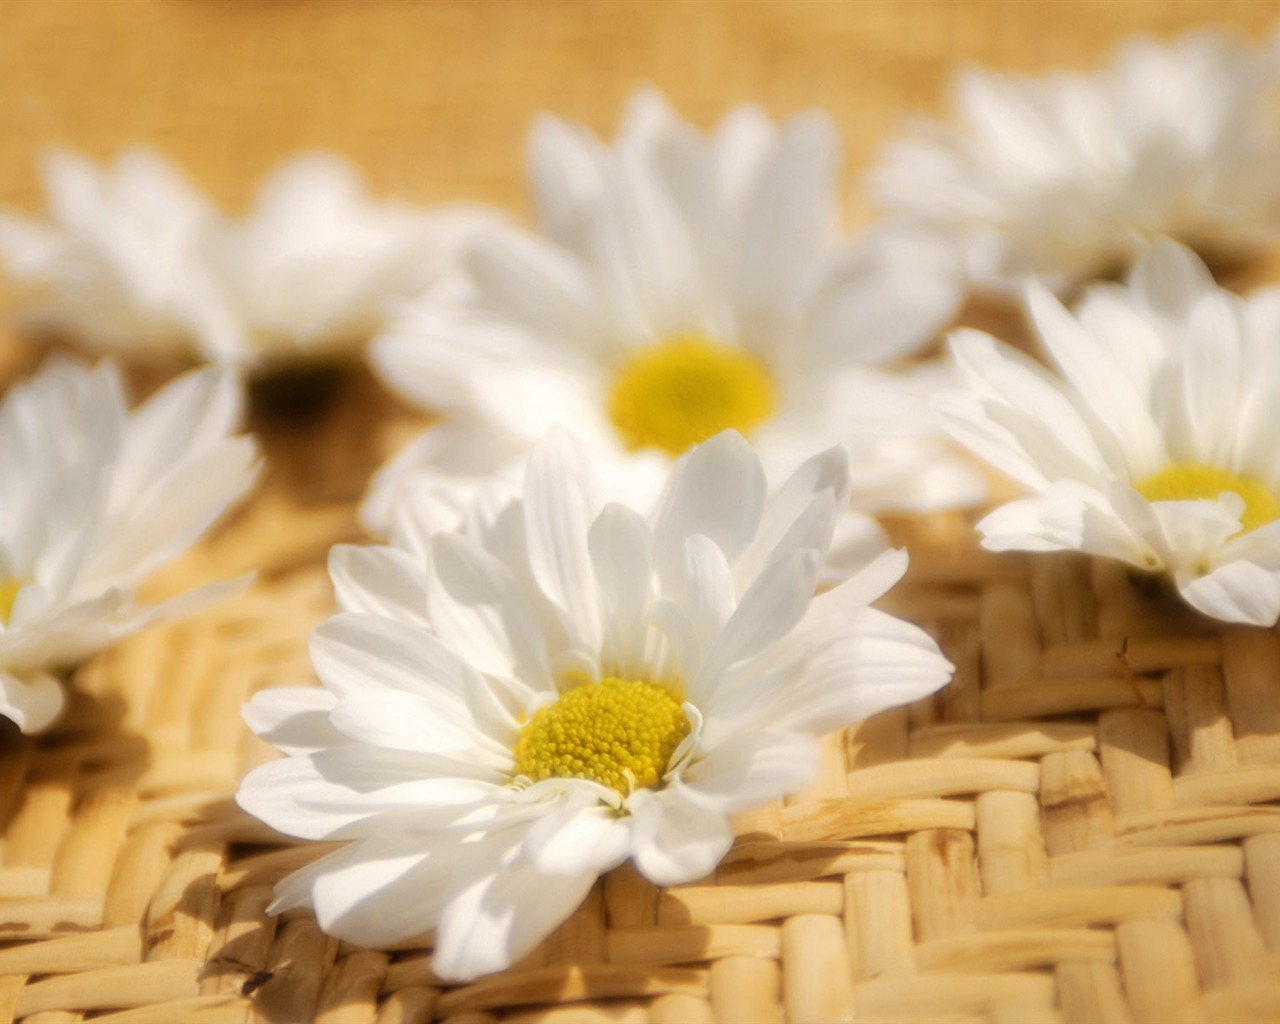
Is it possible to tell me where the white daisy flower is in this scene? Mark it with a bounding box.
[0,148,239,358]
[0,357,260,732]
[872,29,1280,295]
[0,149,497,370]
[204,153,504,369]
[362,88,984,537]
[936,239,1280,626]
[238,429,953,981]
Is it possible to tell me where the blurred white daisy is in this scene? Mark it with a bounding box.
[873,29,1280,295]
[937,239,1280,625]
[0,148,497,370]
[0,358,260,732]
[362,88,984,537]
[238,429,953,981]
[0,148,239,358]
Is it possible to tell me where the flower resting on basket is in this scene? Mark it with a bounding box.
[361,87,986,539]
[0,148,498,371]
[871,28,1280,296]
[0,358,260,732]
[936,239,1280,626]
[237,429,954,981]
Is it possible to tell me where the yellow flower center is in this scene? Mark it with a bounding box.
[607,333,778,456]
[1135,463,1280,534]
[512,677,691,796]
[0,579,25,625]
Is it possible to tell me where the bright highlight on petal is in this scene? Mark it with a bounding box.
[513,677,689,795]
[0,580,26,625]
[607,334,777,455]
[1135,463,1280,534]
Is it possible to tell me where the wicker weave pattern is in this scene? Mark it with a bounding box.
[0,429,1278,1022]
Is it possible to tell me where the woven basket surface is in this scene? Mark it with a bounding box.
[2,2,1280,1022]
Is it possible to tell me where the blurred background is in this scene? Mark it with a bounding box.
[1,0,1274,224]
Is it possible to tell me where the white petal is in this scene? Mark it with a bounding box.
[1178,560,1280,626]
[0,670,65,734]
[329,544,430,626]
[628,782,736,886]
[241,686,342,756]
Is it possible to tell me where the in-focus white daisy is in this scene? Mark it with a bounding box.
[363,88,984,538]
[238,429,953,981]
[937,239,1280,625]
[872,29,1280,295]
[0,148,497,370]
[0,358,260,732]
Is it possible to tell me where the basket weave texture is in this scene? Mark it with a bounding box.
[0,369,1277,1023]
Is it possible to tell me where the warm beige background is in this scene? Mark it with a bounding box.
[0,0,1275,225]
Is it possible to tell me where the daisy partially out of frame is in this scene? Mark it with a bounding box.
[0,358,260,732]
[937,239,1280,626]
[872,29,1280,295]
[238,429,954,981]
[362,88,985,540]
[0,149,496,370]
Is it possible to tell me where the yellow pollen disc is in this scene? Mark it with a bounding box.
[1134,463,1280,534]
[0,579,25,625]
[512,678,691,796]
[607,333,778,456]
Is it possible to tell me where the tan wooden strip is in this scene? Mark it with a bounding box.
[102,821,179,928]
[1056,961,1135,1024]
[373,986,440,1024]
[145,843,223,962]
[1098,709,1176,816]
[86,994,252,1024]
[1038,751,1114,856]
[0,895,102,939]
[1183,877,1268,990]
[1173,765,1280,807]
[847,707,910,770]
[47,787,136,897]
[601,862,660,929]
[909,722,1094,760]
[605,924,780,966]
[218,843,342,892]
[1047,846,1243,887]
[784,731,849,803]
[844,870,917,979]
[1163,665,1238,776]
[780,797,974,841]
[135,751,239,797]
[657,881,842,926]
[846,759,1039,801]
[709,956,781,1024]
[1221,627,1280,765]
[904,830,977,943]
[983,678,1163,722]
[250,916,337,1023]
[15,960,201,1017]
[1191,984,1280,1024]
[1030,554,1096,646]
[0,924,142,974]
[717,839,904,886]
[1042,636,1220,678]
[781,915,855,1024]
[4,761,76,867]
[979,581,1041,685]
[381,952,445,994]
[913,929,1113,973]
[201,885,278,996]
[434,965,708,1017]
[649,993,715,1024]
[932,618,982,724]
[315,950,388,1024]
[501,1003,649,1024]
[975,790,1046,894]
[0,865,50,898]
[852,973,1057,1016]
[976,886,1181,930]
[1116,919,1200,1024]
[1115,806,1280,847]
[1244,834,1280,950]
